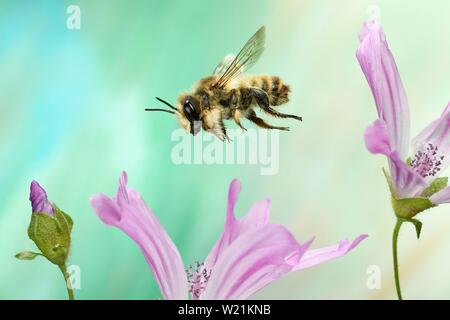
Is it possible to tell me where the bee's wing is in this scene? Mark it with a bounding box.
[213,54,236,75]
[213,26,265,89]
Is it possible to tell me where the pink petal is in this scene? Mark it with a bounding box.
[364,119,426,198]
[388,151,427,198]
[430,185,450,204]
[90,171,188,300]
[202,179,270,275]
[364,119,392,155]
[293,234,368,271]
[357,20,410,160]
[90,193,121,225]
[200,224,313,300]
[411,102,450,174]
[29,180,54,216]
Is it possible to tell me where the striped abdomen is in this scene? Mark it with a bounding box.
[246,75,290,106]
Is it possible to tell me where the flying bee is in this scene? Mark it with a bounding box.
[145,26,302,141]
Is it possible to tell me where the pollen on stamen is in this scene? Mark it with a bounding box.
[410,143,445,178]
[185,261,211,298]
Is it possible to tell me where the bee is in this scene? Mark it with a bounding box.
[145,26,302,141]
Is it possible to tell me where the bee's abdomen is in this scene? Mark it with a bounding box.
[248,76,290,106]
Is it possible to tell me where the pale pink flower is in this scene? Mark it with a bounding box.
[357,20,450,300]
[90,172,367,300]
[357,21,450,204]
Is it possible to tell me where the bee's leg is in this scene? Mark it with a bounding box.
[206,126,229,141]
[251,87,302,121]
[210,119,230,142]
[201,108,229,141]
[246,110,289,131]
[219,119,231,142]
[202,112,230,142]
[233,110,247,131]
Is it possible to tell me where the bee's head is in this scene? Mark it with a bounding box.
[145,96,201,136]
[176,94,202,136]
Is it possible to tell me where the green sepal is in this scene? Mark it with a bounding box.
[15,251,42,260]
[382,168,396,197]
[399,218,423,239]
[384,168,438,218]
[27,205,73,266]
[420,177,448,198]
[53,205,73,235]
[391,196,435,219]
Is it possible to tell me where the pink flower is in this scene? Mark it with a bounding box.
[357,21,450,206]
[90,172,367,300]
[357,20,450,300]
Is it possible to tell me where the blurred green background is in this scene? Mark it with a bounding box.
[1,0,449,299]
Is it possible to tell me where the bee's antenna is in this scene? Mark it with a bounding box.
[155,97,177,111]
[144,108,175,114]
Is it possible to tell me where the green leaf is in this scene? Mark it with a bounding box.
[392,197,435,219]
[420,177,448,198]
[15,251,42,260]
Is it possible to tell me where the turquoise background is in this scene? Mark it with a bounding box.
[1,0,449,299]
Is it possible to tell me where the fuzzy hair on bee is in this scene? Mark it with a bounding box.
[145,26,302,141]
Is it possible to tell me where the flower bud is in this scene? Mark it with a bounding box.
[29,180,54,216]
[26,181,73,266]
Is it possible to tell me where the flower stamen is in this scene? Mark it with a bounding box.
[186,261,211,298]
[410,143,444,178]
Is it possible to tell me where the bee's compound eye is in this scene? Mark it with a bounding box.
[184,101,193,112]
[183,100,197,121]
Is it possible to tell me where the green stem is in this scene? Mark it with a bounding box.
[58,264,75,300]
[392,219,403,300]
